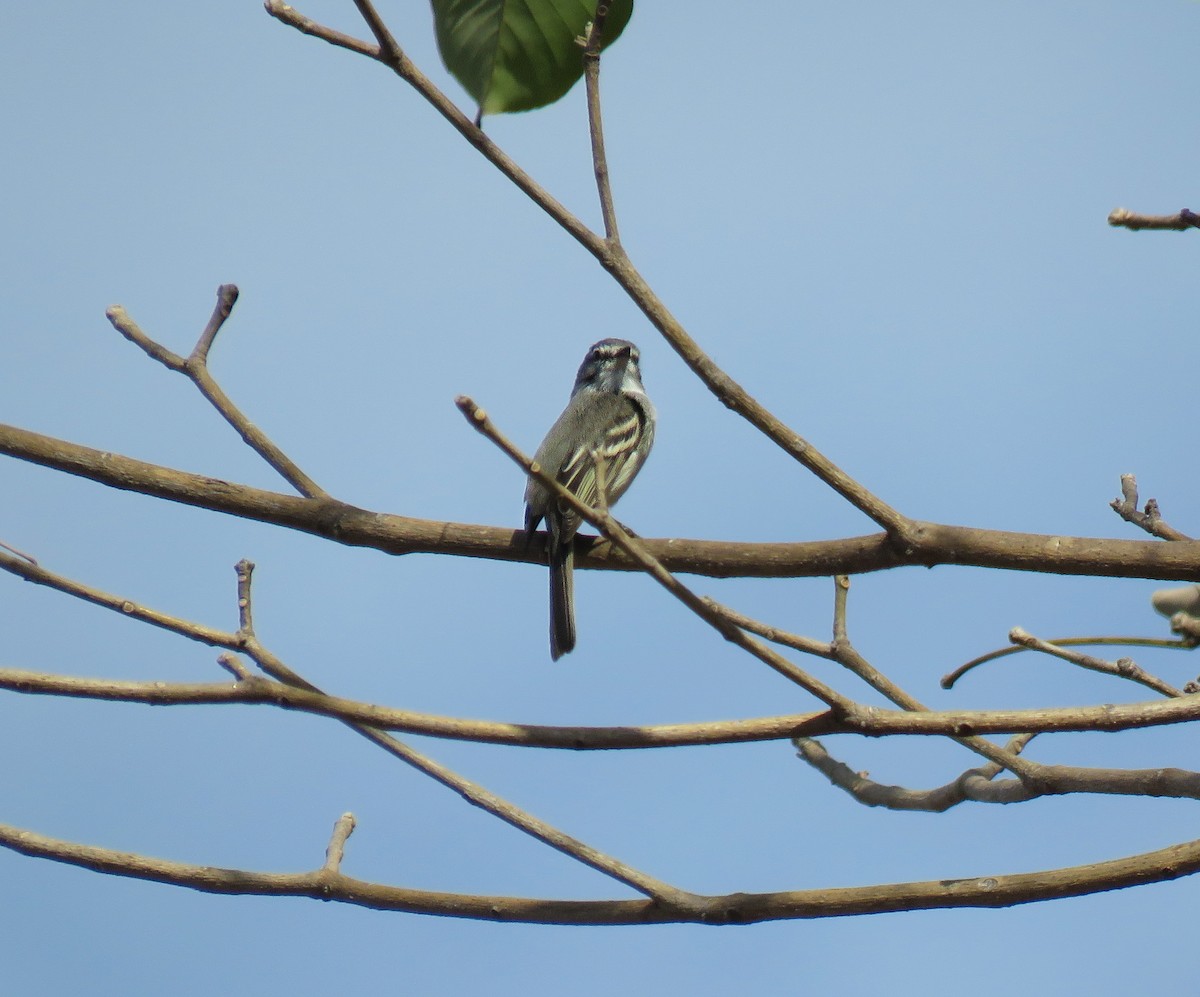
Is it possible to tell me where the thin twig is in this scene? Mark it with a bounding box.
[1108,207,1200,231]
[1007,628,1183,698]
[322,813,356,874]
[216,653,254,681]
[832,575,849,643]
[106,287,328,498]
[0,547,235,648]
[796,732,1043,813]
[797,732,1200,810]
[1110,473,1191,541]
[702,599,833,659]
[0,539,38,565]
[349,0,400,59]
[794,738,1033,811]
[582,5,620,244]
[942,634,1190,690]
[190,283,239,364]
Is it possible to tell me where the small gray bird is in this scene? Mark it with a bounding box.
[524,339,656,660]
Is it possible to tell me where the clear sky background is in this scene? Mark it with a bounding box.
[3,2,1199,993]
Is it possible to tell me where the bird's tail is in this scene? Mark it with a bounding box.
[549,539,576,660]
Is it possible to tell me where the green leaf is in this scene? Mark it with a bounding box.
[431,0,634,116]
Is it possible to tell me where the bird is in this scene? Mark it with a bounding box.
[524,338,656,660]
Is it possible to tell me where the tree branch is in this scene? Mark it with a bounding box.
[1008,627,1183,698]
[457,395,853,707]
[9,663,1200,744]
[6,421,1200,581]
[1108,207,1200,231]
[582,4,620,244]
[224,559,701,909]
[6,815,1200,923]
[107,285,328,498]
[1111,473,1191,541]
[942,634,1188,690]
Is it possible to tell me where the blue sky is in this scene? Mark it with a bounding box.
[3,2,1200,993]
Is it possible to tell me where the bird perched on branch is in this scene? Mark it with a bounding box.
[524,338,656,660]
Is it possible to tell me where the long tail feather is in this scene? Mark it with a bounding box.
[548,540,576,660]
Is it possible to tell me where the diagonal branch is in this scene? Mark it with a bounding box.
[457,396,853,708]
[804,576,1037,779]
[226,559,704,911]
[107,285,328,498]
[1007,627,1183,698]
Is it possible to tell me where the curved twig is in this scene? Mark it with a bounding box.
[943,635,1190,690]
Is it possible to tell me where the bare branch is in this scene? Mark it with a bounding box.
[216,653,253,681]
[9,662,1200,744]
[703,599,833,659]
[349,0,400,60]
[1008,627,1183,698]
[1108,207,1200,231]
[1111,473,1191,541]
[0,538,38,565]
[794,738,1033,811]
[7,814,1200,922]
[8,421,1200,582]
[107,287,328,498]
[190,283,239,365]
[106,305,186,371]
[0,543,694,905]
[322,813,356,874]
[582,5,620,244]
[942,633,1188,689]
[0,547,234,648]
